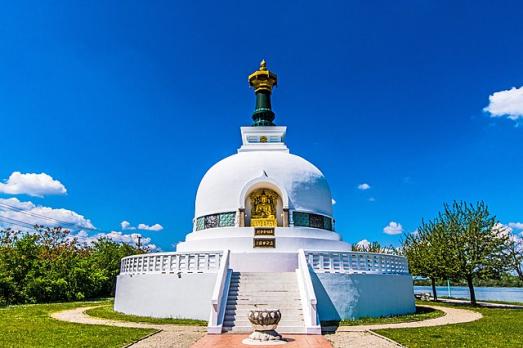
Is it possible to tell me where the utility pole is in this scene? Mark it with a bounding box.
[137,236,142,249]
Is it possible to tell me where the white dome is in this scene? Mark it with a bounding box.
[195,151,333,218]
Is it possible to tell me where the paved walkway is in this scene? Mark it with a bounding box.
[330,305,482,332]
[192,334,331,347]
[51,306,206,348]
[326,305,482,348]
[51,304,482,348]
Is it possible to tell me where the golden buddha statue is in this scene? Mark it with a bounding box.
[250,189,278,227]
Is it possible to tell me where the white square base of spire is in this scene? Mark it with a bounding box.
[238,126,289,153]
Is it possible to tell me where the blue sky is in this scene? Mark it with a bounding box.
[1,1,523,250]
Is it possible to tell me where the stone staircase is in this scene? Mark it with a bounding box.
[222,272,305,333]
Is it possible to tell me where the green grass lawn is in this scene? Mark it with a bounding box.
[86,304,207,326]
[439,296,523,306]
[322,305,444,327]
[0,301,155,348]
[375,301,523,348]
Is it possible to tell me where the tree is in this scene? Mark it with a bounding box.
[88,237,145,295]
[403,219,457,301]
[352,240,397,254]
[506,230,523,281]
[440,201,510,305]
[0,225,145,305]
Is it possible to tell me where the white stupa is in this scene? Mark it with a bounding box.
[114,61,415,334]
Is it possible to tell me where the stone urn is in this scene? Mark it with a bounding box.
[242,308,286,345]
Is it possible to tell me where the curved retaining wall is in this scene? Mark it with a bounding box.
[114,273,216,320]
[114,250,414,322]
[311,272,415,320]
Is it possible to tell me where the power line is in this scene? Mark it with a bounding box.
[0,202,95,230]
[0,201,120,235]
[0,216,35,230]
[0,216,149,249]
[0,201,150,242]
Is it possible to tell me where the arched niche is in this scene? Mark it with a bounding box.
[245,188,283,227]
[238,177,289,227]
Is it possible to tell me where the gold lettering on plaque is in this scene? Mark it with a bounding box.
[255,228,275,236]
[253,238,276,248]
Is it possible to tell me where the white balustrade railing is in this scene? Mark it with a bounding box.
[304,251,409,274]
[208,249,231,334]
[297,249,321,334]
[120,251,223,275]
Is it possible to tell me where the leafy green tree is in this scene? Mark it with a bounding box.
[351,241,397,254]
[440,201,510,305]
[505,230,523,282]
[403,219,457,301]
[88,237,145,295]
[0,225,145,305]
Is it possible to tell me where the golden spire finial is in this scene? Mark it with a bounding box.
[248,59,277,93]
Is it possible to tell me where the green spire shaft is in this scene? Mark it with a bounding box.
[252,90,275,126]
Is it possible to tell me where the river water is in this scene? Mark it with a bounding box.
[414,286,523,303]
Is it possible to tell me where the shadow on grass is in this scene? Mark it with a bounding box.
[85,305,208,326]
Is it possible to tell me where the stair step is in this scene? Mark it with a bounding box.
[226,305,303,310]
[223,320,305,326]
[224,311,304,317]
[224,316,303,322]
[223,271,305,333]
[222,325,306,334]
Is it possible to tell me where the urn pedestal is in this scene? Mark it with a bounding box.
[241,308,287,345]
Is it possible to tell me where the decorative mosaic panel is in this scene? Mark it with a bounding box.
[196,217,205,231]
[323,217,333,231]
[219,212,236,227]
[293,211,333,231]
[309,214,324,229]
[204,214,219,229]
[293,212,309,227]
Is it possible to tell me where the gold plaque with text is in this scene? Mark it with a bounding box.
[253,238,276,248]
[254,228,275,236]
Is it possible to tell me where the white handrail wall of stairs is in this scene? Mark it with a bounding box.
[296,248,321,334]
[208,249,231,334]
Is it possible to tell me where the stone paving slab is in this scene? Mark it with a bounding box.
[191,333,332,348]
[325,331,400,348]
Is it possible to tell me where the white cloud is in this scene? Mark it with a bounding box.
[120,221,163,231]
[508,222,523,230]
[138,223,164,231]
[0,172,67,197]
[493,223,512,237]
[484,86,523,120]
[0,197,94,230]
[357,183,371,190]
[120,220,136,230]
[71,230,158,251]
[383,221,403,235]
[368,197,376,202]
